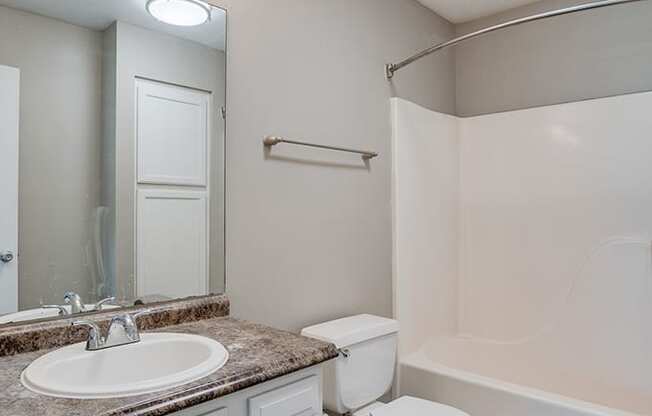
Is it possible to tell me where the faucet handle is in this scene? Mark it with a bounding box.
[71,320,104,350]
[105,309,153,347]
[42,305,69,316]
[108,309,152,328]
[132,308,154,320]
[92,296,116,311]
[118,308,153,332]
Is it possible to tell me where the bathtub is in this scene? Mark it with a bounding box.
[391,96,652,416]
[398,336,647,416]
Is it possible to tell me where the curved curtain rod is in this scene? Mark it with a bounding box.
[385,0,647,79]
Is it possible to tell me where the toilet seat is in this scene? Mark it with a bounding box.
[370,396,469,416]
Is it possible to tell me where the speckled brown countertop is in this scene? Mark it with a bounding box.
[0,295,231,357]
[0,317,338,416]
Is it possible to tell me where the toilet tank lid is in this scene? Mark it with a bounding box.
[301,314,399,348]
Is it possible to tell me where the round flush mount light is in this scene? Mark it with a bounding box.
[146,0,211,27]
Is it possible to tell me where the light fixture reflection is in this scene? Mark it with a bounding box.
[146,0,211,27]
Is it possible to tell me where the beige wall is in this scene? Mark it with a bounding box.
[455,0,652,116]
[113,21,226,299]
[0,6,103,308]
[207,0,456,331]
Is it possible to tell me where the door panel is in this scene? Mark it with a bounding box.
[136,79,209,186]
[136,189,208,298]
[0,65,19,314]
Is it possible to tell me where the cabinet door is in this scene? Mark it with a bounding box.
[136,189,208,298]
[196,408,227,416]
[174,405,227,416]
[136,79,209,186]
[248,377,321,416]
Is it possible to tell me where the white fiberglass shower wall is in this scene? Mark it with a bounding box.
[391,94,652,416]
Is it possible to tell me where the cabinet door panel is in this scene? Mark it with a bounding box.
[199,408,227,416]
[248,376,320,416]
[174,405,227,416]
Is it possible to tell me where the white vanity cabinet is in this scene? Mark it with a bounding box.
[174,366,324,416]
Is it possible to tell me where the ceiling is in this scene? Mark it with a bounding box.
[0,0,226,50]
[417,0,542,23]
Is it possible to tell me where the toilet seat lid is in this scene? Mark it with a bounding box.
[371,396,469,416]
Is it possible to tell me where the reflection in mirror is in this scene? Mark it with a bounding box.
[0,0,226,325]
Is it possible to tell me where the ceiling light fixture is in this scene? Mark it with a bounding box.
[146,0,211,27]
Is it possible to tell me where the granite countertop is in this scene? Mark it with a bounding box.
[0,317,338,416]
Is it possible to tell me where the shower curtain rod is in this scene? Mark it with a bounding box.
[385,0,646,79]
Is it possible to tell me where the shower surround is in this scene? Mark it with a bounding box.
[391,93,652,416]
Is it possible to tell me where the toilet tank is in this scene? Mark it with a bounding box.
[301,314,399,414]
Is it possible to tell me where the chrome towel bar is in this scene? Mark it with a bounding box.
[263,136,378,160]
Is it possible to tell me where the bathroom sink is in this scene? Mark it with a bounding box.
[21,333,228,399]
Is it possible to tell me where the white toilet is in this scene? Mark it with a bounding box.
[301,314,469,416]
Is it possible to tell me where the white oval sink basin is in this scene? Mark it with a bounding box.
[21,333,228,399]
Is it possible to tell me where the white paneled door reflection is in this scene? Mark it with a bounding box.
[135,78,210,299]
[137,190,208,299]
[0,65,19,314]
[136,79,209,186]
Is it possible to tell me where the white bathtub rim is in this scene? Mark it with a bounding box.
[401,351,642,416]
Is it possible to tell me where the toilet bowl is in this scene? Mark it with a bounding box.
[301,315,469,416]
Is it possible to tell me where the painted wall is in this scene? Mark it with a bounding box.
[206,0,456,331]
[455,0,652,116]
[0,5,102,308]
[112,21,226,299]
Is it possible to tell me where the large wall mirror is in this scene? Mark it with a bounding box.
[0,0,226,325]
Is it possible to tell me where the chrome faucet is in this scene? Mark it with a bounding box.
[64,292,86,314]
[71,310,151,351]
[63,291,116,314]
